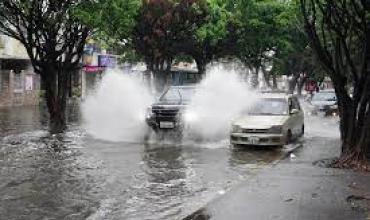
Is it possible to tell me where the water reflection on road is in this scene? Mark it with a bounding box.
[0,105,331,220]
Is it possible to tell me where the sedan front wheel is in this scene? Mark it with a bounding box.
[301,125,305,136]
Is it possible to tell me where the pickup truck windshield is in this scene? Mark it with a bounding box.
[248,98,288,115]
[160,87,196,103]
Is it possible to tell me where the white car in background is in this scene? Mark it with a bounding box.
[310,90,338,116]
[230,93,304,147]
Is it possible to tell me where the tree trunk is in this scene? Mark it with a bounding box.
[333,70,370,169]
[261,68,271,88]
[195,58,206,75]
[152,70,164,93]
[297,75,308,96]
[41,65,69,133]
[251,66,259,88]
[288,74,299,94]
[272,74,278,89]
[336,96,370,169]
[151,60,168,93]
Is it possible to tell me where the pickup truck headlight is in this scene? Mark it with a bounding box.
[146,106,154,119]
[184,111,198,122]
[269,125,283,134]
[232,125,243,133]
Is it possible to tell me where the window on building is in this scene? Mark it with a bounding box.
[0,73,2,93]
[25,75,33,91]
[0,71,10,93]
[13,72,23,93]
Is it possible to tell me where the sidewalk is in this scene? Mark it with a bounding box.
[185,137,370,220]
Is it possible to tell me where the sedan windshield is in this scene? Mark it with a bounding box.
[312,92,336,102]
[160,87,196,102]
[247,98,288,115]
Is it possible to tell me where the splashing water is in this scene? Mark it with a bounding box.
[183,65,258,141]
[82,70,153,142]
[82,65,258,143]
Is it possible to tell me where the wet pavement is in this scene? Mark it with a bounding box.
[0,101,349,220]
[185,116,370,220]
[0,105,291,220]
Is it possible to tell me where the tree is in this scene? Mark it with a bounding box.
[0,0,96,133]
[301,0,370,169]
[133,0,208,91]
[191,0,232,73]
[272,29,318,94]
[74,0,141,54]
[231,0,295,88]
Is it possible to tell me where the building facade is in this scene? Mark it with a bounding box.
[0,35,41,108]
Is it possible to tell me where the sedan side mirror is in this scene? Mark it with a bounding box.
[290,109,299,114]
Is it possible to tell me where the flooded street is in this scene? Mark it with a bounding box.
[0,103,339,220]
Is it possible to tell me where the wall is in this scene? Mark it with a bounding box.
[0,70,41,108]
[0,34,41,108]
[0,35,28,59]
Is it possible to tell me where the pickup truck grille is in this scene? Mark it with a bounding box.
[152,108,179,117]
[242,129,268,133]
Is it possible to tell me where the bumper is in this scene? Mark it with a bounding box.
[146,117,182,130]
[312,106,338,116]
[230,133,285,146]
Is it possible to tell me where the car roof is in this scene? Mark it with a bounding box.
[168,85,197,89]
[170,67,198,73]
[318,89,335,93]
[260,89,287,94]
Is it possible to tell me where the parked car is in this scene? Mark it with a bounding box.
[145,85,196,132]
[230,93,304,147]
[310,90,338,116]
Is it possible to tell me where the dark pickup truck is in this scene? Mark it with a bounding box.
[145,85,196,132]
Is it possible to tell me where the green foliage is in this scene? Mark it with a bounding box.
[196,0,230,46]
[133,0,209,70]
[117,47,142,63]
[74,0,321,81]
[0,0,93,70]
[75,0,140,41]
[271,1,328,83]
[74,0,141,62]
[77,0,231,71]
[231,0,297,70]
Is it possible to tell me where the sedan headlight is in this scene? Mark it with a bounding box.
[269,125,283,134]
[232,125,243,133]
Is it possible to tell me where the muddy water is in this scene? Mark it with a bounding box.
[0,105,285,220]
